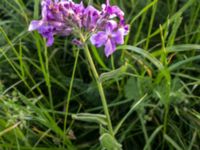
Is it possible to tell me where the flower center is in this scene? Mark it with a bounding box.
[108,34,112,39]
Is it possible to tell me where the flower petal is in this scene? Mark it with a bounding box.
[41,0,52,19]
[106,0,110,5]
[28,20,43,31]
[106,5,124,20]
[104,39,116,57]
[83,5,100,30]
[46,34,54,46]
[121,24,129,35]
[113,28,124,45]
[105,20,117,33]
[90,31,107,47]
[38,25,55,46]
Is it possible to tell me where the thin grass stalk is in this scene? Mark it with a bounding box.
[63,49,80,146]
[44,45,54,118]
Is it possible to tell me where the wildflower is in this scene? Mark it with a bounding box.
[90,21,124,57]
[28,0,129,56]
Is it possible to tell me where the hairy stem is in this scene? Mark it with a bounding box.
[81,36,114,136]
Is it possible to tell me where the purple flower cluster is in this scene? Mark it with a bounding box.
[29,0,129,57]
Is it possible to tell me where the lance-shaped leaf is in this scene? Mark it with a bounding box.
[99,63,128,83]
[72,113,107,126]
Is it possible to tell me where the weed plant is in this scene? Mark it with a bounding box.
[0,0,200,149]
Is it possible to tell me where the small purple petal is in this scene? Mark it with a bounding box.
[72,38,83,47]
[123,25,130,35]
[106,0,110,5]
[105,20,117,33]
[60,28,72,36]
[83,5,100,31]
[41,0,52,19]
[110,6,124,18]
[113,29,124,45]
[102,1,124,20]
[46,35,54,46]
[37,25,55,46]
[90,31,107,47]
[74,1,84,14]
[105,39,116,57]
[28,20,43,31]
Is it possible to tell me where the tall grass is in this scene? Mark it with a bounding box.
[0,0,200,149]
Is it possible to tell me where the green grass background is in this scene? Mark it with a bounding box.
[0,0,200,149]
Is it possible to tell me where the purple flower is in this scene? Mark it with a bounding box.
[82,5,101,31]
[28,0,73,46]
[102,0,124,20]
[28,0,129,56]
[90,21,124,57]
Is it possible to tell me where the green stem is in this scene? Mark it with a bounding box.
[163,103,169,135]
[139,113,151,150]
[44,44,54,118]
[81,36,114,136]
[63,49,80,146]
[161,102,169,150]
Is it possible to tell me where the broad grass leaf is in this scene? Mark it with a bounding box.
[117,45,163,70]
[100,133,122,150]
[164,134,183,150]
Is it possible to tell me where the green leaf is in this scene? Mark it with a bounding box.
[143,125,163,150]
[124,77,140,100]
[167,16,183,46]
[125,77,152,100]
[170,77,185,103]
[153,80,170,104]
[114,94,147,134]
[129,0,158,25]
[164,134,183,150]
[169,55,200,71]
[152,44,200,57]
[100,125,109,135]
[137,0,195,46]
[72,113,107,126]
[91,45,109,70]
[117,45,163,70]
[99,63,128,83]
[100,133,122,150]
[167,44,200,52]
